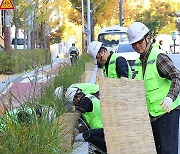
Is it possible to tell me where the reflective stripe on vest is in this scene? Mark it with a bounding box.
[134,48,180,116]
[102,53,132,79]
[82,94,103,129]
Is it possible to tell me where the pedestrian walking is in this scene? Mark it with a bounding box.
[87,41,132,79]
[127,21,180,154]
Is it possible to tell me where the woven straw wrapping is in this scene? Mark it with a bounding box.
[58,113,80,148]
[99,77,156,154]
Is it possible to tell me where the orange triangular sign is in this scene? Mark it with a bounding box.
[0,0,14,10]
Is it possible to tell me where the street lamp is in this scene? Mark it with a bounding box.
[71,3,85,54]
[81,0,85,54]
[119,0,123,26]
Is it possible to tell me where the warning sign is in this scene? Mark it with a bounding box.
[0,0,14,10]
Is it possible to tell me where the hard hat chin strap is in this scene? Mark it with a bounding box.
[143,36,151,54]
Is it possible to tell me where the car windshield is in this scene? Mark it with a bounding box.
[12,38,25,45]
[98,32,128,47]
[117,44,135,53]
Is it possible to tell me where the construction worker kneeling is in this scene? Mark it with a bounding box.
[66,87,107,153]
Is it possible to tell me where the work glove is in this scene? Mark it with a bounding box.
[74,133,84,142]
[160,97,173,113]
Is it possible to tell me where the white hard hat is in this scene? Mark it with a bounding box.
[87,41,102,59]
[54,86,63,100]
[127,22,150,44]
[65,87,78,103]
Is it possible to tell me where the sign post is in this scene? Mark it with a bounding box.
[172,31,176,53]
[0,0,14,52]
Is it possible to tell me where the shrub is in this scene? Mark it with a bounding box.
[0,52,15,74]
[0,49,51,74]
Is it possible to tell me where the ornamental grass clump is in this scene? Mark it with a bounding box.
[0,53,92,153]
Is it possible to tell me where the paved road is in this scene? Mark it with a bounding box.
[169,54,180,70]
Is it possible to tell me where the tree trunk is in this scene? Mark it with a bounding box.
[4,26,11,52]
[24,16,27,49]
[41,21,46,49]
[31,10,35,49]
[4,11,11,52]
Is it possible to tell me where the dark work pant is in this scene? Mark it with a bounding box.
[151,109,180,154]
[83,128,107,153]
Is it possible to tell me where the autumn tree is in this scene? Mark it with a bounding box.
[134,0,176,37]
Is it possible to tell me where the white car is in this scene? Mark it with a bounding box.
[11,38,26,50]
[116,41,139,71]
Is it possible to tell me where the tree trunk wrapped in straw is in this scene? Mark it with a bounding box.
[58,113,80,149]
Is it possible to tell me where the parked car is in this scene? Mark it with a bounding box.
[116,41,139,71]
[11,38,26,49]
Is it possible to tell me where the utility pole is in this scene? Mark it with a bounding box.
[90,2,94,41]
[87,0,91,45]
[119,0,123,26]
[87,0,104,45]
[81,0,85,54]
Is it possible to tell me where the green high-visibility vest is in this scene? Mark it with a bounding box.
[82,94,103,129]
[69,83,99,94]
[102,53,132,79]
[152,42,159,49]
[134,47,180,116]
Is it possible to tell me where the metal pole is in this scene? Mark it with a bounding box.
[119,0,123,26]
[82,0,85,54]
[174,40,176,53]
[178,33,180,54]
[87,0,91,45]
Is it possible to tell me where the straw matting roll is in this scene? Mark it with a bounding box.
[58,113,80,148]
[99,77,156,154]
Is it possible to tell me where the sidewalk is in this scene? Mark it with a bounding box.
[0,57,68,113]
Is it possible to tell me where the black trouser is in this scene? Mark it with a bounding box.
[83,128,107,153]
[151,109,180,154]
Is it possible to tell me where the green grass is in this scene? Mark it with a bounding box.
[0,53,92,154]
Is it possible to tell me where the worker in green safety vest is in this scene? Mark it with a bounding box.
[65,87,107,153]
[68,83,99,99]
[54,83,99,110]
[87,40,132,79]
[127,21,180,154]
